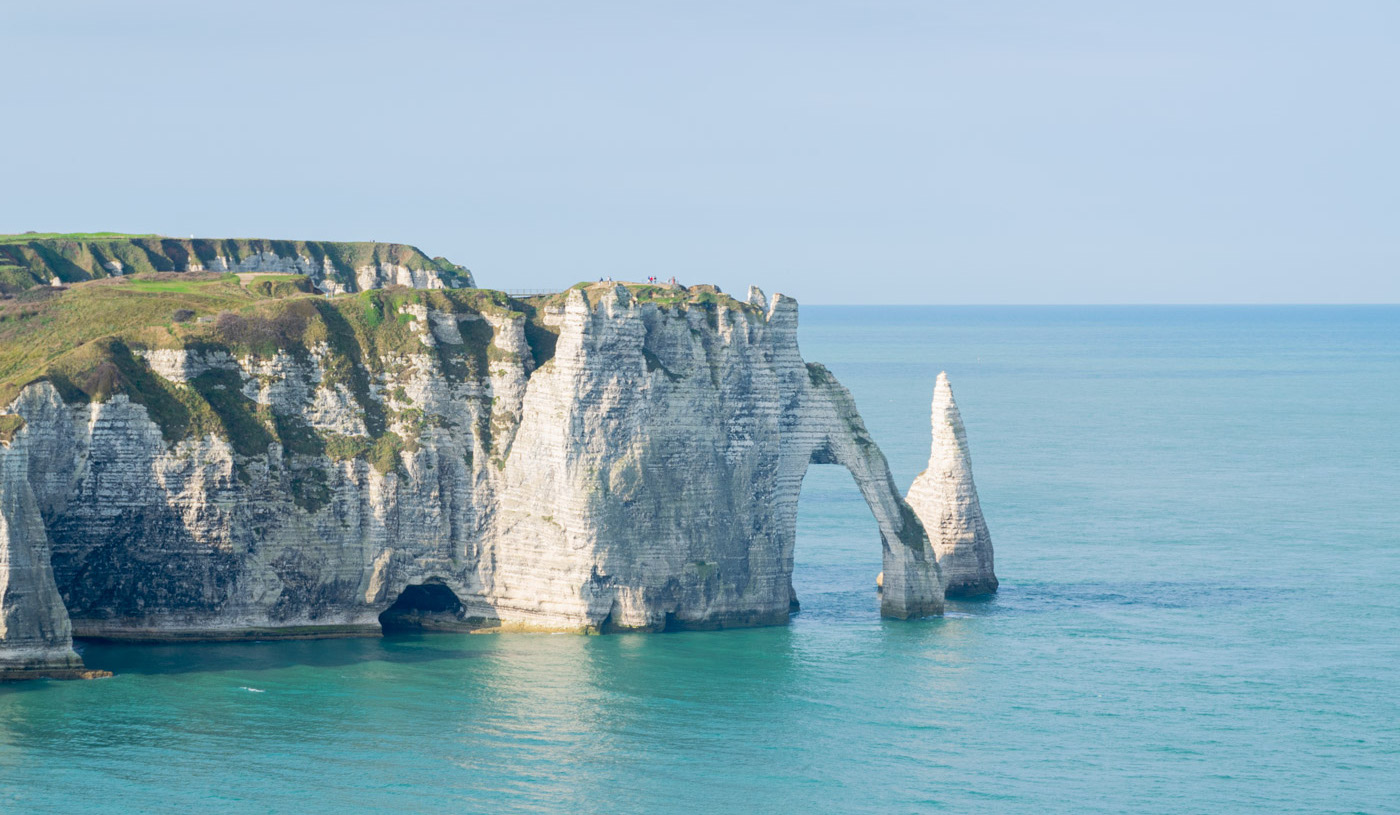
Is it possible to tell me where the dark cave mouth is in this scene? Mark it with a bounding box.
[378,583,466,634]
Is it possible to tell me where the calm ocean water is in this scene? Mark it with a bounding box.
[2,306,1397,814]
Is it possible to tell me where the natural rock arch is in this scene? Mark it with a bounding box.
[779,387,944,620]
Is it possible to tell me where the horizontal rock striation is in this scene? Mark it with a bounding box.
[0,429,93,679]
[905,372,998,596]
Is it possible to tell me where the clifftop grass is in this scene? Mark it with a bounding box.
[522,281,760,315]
[0,274,553,486]
[0,278,522,393]
[0,274,258,405]
[0,232,160,244]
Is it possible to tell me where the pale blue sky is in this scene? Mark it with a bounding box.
[5,1,1396,303]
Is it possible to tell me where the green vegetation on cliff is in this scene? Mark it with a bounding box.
[0,267,756,495]
[0,413,24,444]
[0,232,160,243]
[0,233,471,293]
[520,281,757,315]
[0,271,539,490]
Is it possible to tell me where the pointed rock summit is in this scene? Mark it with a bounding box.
[905,372,998,596]
[746,285,768,311]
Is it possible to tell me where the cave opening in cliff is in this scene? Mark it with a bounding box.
[795,462,885,614]
[378,582,466,634]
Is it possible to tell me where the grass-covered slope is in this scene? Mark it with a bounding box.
[0,233,469,293]
[0,273,761,502]
[0,273,520,490]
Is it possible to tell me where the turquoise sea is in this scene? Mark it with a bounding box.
[2,306,1397,814]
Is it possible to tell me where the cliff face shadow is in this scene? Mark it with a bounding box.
[378,582,473,633]
[73,632,483,677]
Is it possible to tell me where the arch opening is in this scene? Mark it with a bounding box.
[378,582,467,634]
[792,462,885,618]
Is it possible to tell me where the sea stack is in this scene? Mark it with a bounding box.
[0,426,92,680]
[906,373,998,596]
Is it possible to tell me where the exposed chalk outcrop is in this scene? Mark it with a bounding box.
[906,372,998,596]
[0,280,960,679]
[0,427,91,680]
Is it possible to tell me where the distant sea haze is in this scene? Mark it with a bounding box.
[3,305,1395,814]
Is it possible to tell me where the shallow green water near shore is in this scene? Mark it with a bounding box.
[2,306,1396,813]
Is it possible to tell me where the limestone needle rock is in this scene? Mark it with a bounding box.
[0,428,90,680]
[906,373,998,596]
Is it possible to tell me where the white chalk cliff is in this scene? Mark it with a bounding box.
[0,278,996,680]
[0,431,91,679]
[905,372,998,596]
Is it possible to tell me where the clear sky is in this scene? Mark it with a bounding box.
[5,1,1396,304]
